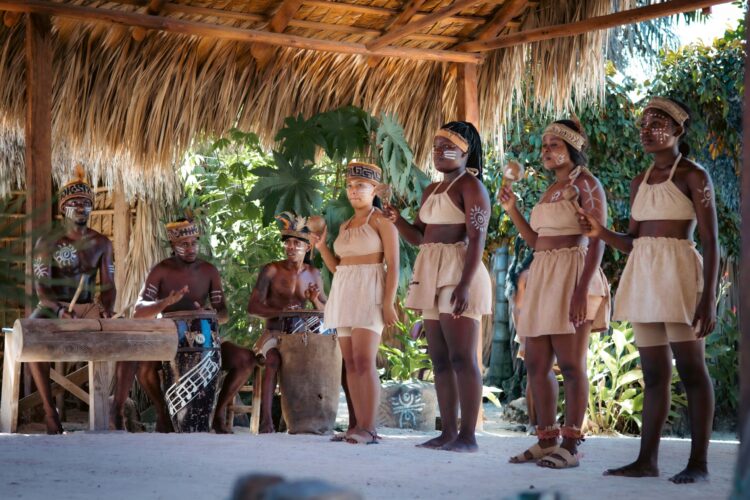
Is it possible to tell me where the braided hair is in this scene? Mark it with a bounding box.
[441,121,484,181]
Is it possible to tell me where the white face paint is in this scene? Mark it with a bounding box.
[64,206,77,219]
[555,154,567,166]
[442,150,459,160]
[469,205,489,233]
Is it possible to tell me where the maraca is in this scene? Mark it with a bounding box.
[503,160,524,183]
[373,183,394,205]
[307,215,326,235]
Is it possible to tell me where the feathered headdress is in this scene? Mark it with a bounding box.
[275,211,311,242]
[58,164,94,209]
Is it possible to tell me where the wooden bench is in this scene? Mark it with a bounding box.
[1,318,177,432]
[226,364,263,434]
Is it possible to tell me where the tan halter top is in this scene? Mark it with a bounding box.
[333,208,383,257]
[631,154,696,221]
[419,171,466,225]
[530,166,587,237]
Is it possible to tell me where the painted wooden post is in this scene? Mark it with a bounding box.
[486,245,511,386]
[731,8,750,498]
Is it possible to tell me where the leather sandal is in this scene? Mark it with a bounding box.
[537,447,579,469]
[346,429,378,445]
[509,442,559,464]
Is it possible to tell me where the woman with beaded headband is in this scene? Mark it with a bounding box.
[313,161,399,445]
[579,97,718,483]
[384,121,492,452]
[499,118,610,468]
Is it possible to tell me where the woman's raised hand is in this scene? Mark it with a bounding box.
[497,184,518,212]
[309,226,328,250]
[381,204,400,224]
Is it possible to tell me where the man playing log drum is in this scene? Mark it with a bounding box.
[111,218,256,433]
[247,212,328,433]
[29,165,116,434]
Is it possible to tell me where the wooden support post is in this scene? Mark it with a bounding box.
[734,7,750,497]
[454,61,482,430]
[88,361,113,431]
[250,365,262,434]
[24,13,53,317]
[455,63,480,127]
[112,183,130,315]
[0,327,21,432]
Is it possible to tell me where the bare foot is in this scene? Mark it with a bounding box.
[212,413,233,435]
[669,460,709,484]
[155,412,174,433]
[259,419,275,434]
[110,413,126,431]
[440,435,478,453]
[416,433,457,449]
[603,460,659,478]
[45,413,64,435]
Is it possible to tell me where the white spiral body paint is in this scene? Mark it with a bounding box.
[33,257,50,278]
[550,191,561,202]
[53,243,78,268]
[581,180,598,210]
[469,205,489,232]
[700,181,712,207]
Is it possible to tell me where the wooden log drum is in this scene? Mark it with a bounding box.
[0,318,176,432]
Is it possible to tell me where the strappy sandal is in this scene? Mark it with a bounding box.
[509,425,560,464]
[346,429,378,445]
[509,442,559,463]
[330,431,350,442]
[537,447,579,469]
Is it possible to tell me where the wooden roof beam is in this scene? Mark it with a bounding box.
[303,0,486,25]
[367,0,504,51]
[1,0,483,64]
[132,0,168,41]
[251,0,304,69]
[110,0,463,43]
[460,0,734,52]
[366,0,427,69]
[465,0,528,42]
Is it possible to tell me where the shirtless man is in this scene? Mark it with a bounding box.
[30,166,116,434]
[111,219,255,433]
[248,212,327,433]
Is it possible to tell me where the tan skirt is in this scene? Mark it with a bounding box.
[324,263,384,328]
[517,246,610,338]
[405,242,492,317]
[614,237,703,324]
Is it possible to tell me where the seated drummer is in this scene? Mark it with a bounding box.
[29,166,116,434]
[248,212,327,433]
[111,218,256,433]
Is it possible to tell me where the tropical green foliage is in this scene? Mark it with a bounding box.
[379,310,432,382]
[584,322,687,435]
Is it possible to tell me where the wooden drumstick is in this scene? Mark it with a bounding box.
[111,300,137,319]
[68,275,86,313]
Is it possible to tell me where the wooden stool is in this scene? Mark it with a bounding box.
[0,318,176,432]
[227,364,262,434]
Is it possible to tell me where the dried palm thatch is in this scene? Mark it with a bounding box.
[115,199,169,317]
[0,0,633,203]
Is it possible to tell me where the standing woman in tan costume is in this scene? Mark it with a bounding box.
[579,97,718,484]
[314,162,399,445]
[499,118,610,468]
[385,121,492,453]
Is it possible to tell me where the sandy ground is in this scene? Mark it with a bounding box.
[0,401,739,500]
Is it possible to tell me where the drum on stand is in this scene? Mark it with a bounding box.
[276,310,341,434]
[161,311,221,433]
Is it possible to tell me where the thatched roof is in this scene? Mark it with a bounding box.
[0,0,635,201]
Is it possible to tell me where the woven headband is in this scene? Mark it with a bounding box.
[543,123,586,152]
[346,161,382,185]
[58,164,94,209]
[435,129,469,153]
[165,220,199,243]
[644,97,689,126]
